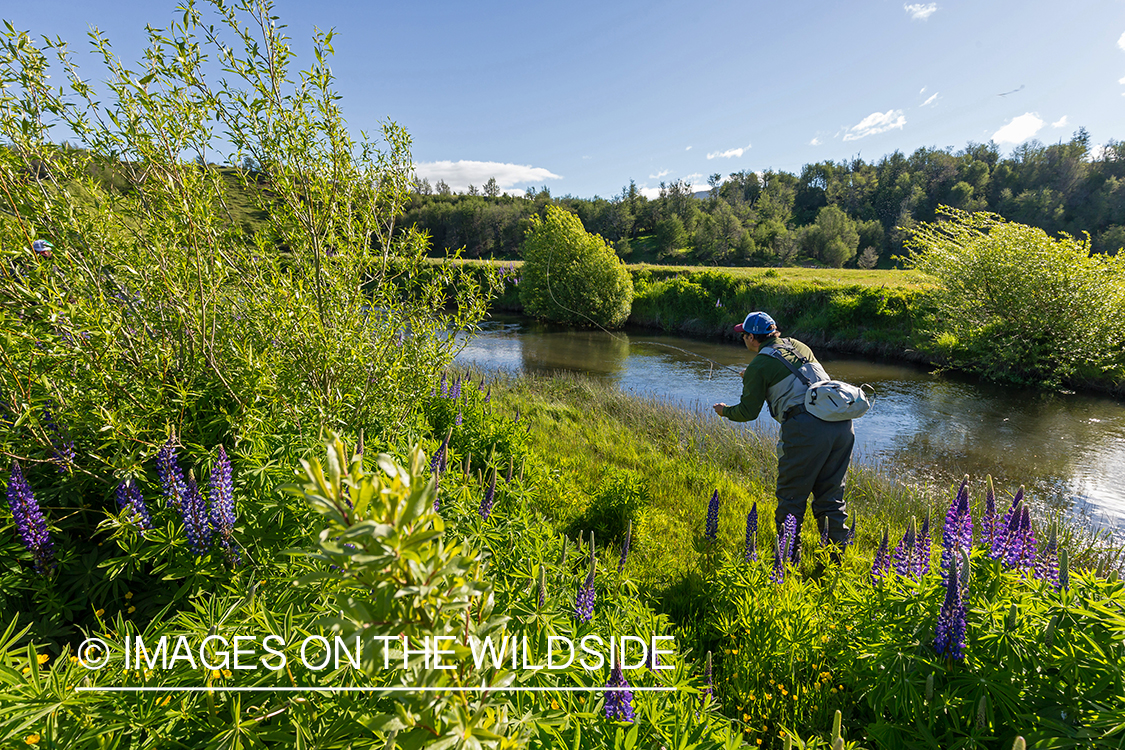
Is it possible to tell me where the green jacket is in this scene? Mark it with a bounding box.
[721,337,819,423]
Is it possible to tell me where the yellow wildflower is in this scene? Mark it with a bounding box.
[159,696,172,707]
[127,606,136,614]
[550,700,559,710]
[37,653,49,664]
[95,609,105,617]
[25,734,40,745]
[222,670,232,679]
[211,669,221,680]
[125,592,134,599]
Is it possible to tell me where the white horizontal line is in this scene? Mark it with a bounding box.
[76,685,676,693]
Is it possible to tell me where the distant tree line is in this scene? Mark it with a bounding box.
[402,129,1125,267]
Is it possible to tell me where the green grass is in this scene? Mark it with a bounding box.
[480,367,1120,598]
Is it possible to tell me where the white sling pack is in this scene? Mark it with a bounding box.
[763,343,873,422]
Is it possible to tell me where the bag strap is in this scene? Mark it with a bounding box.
[761,341,812,387]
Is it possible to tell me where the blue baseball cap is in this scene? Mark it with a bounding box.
[734,311,777,335]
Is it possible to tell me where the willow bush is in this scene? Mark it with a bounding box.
[904,208,1125,387]
[0,0,489,641]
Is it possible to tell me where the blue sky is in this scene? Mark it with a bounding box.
[6,0,1125,198]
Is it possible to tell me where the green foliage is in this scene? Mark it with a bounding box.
[519,205,634,328]
[575,467,649,546]
[905,208,1125,386]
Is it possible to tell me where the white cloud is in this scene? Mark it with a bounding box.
[681,173,704,185]
[686,145,693,151]
[649,169,670,179]
[921,92,939,106]
[843,110,907,141]
[706,143,751,159]
[413,160,561,193]
[1051,115,1069,128]
[1119,75,1125,84]
[904,3,938,20]
[919,86,927,95]
[638,186,663,199]
[991,113,1044,144]
[810,137,822,146]
[1118,31,1125,52]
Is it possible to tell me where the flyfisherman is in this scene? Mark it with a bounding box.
[712,311,854,560]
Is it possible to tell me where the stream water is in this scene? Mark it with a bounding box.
[455,313,1125,532]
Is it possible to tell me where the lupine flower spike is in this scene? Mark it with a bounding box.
[981,475,998,552]
[157,437,189,510]
[116,479,153,531]
[933,553,967,661]
[450,376,461,400]
[820,516,830,547]
[6,461,55,573]
[915,512,932,577]
[704,489,720,540]
[182,469,213,556]
[574,537,596,623]
[210,446,239,565]
[871,528,891,583]
[744,503,758,563]
[618,521,631,574]
[992,487,1024,560]
[893,520,917,578]
[604,660,635,722]
[479,468,497,519]
[772,515,797,583]
[941,476,972,581]
[1036,524,1060,589]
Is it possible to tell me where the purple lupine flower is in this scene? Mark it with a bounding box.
[780,513,798,564]
[933,554,967,661]
[1036,527,1060,589]
[618,521,631,574]
[6,461,55,573]
[715,298,722,308]
[210,446,238,565]
[744,504,759,563]
[704,489,719,541]
[115,479,153,531]
[455,406,462,427]
[156,438,189,510]
[981,475,998,552]
[432,470,441,513]
[181,470,212,556]
[450,376,462,400]
[991,488,1023,560]
[846,513,857,548]
[41,405,76,473]
[941,477,971,581]
[439,372,448,397]
[574,546,596,623]
[484,385,491,403]
[893,523,917,578]
[605,660,635,722]
[1002,506,1025,569]
[772,514,797,583]
[537,565,546,609]
[430,432,449,475]
[915,513,932,578]
[479,468,497,519]
[871,528,891,584]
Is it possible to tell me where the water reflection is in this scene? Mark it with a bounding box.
[455,314,1125,530]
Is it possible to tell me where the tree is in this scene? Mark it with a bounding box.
[802,205,859,267]
[483,176,500,197]
[435,179,452,195]
[654,215,688,254]
[519,205,633,328]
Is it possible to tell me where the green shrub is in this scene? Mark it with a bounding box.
[905,208,1125,386]
[574,467,648,545]
[519,205,633,328]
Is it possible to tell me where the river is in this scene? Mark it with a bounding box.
[455,313,1125,532]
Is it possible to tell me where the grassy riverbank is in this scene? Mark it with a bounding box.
[484,367,1125,748]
